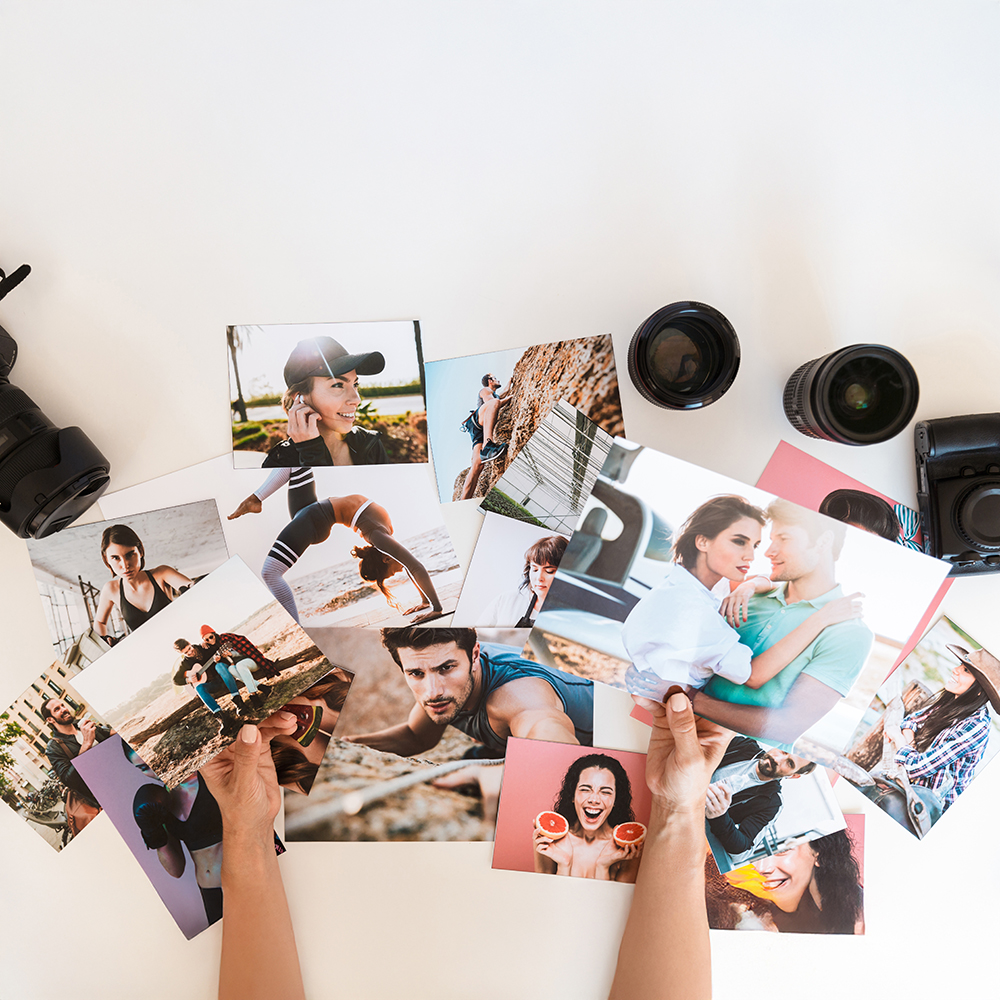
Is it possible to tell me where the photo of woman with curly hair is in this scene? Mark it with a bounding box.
[533,752,643,883]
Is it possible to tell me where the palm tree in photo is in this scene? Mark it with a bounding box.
[228,325,248,422]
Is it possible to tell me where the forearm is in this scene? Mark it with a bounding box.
[608,803,710,1000]
[219,828,304,1000]
[746,618,825,688]
[345,724,435,756]
[692,692,795,744]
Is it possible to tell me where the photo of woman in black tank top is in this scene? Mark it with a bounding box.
[95,524,194,640]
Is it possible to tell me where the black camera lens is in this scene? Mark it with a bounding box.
[783,344,919,445]
[955,481,1000,551]
[627,301,740,410]
[0,326,111,538]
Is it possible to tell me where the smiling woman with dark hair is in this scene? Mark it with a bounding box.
[533,752,642,882]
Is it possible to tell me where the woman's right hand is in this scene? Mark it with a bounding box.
[286,394,321,443]
[815,592,864,627]
[227,494,263,520]
[533,827,573,871]
[633,692,732,815]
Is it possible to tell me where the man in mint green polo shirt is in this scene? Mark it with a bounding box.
[691,499,874,747]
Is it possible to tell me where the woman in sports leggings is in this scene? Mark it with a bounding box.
[229,469,444,624]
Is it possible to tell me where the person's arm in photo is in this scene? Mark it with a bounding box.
[693,673,841,745]
[608,694,730,1000]
[201,722,305,1000]
[889,713,989,780]
[46,735,96,798]
[93,581,117,636]
[533,825,573,875]
[133,785,187,878]
[704,781,777,855]
[493,678,581,745]
[152,565,193,593]
[343,702,445,756]
[741,593,864,689]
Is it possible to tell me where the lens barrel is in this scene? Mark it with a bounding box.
[782,344,919,446]
[627,301,740,410]
[0,379,111,538]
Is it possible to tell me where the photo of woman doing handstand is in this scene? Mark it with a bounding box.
[95,524,193,638]
[623,495,863,698]
[709,829,864,934]
[533,753,643,883]
[229,468,443,624]
[261,336,390,467]
[881,644,998,811]
[477,534,567,628]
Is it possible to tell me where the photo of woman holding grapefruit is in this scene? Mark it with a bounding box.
[533,752,645,883]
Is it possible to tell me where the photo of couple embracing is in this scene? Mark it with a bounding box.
[527,443,951,757]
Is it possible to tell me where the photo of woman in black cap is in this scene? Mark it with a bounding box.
[262,336,390,467]
[228,321,428,468]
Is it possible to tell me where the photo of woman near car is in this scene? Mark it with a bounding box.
[228,320,427,468]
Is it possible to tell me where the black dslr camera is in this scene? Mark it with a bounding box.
[915,413,1000,575]
[0,264,111,537]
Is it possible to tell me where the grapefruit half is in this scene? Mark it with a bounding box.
[535,810,569,840]
[613,821,647,847]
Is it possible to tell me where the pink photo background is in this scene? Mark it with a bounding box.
[492,737,652,874]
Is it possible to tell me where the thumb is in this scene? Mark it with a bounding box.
[665,693,701,763]
[231,724,264,791]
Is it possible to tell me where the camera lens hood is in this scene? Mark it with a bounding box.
[627,301,740,410]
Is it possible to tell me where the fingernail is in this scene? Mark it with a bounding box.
[240,724,258,743]
[668,692,687,712]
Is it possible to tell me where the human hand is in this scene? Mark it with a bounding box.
[816,592,865,627]
[595,837,642,876]
[633,692,732,815]
[78,718,97,751]
[533,827,573,870]
[132,783,172,849]
[199,724,282,842]
[227,494,263,520]
[256,708,299,745]
[286,394,321,443]
[704,781,733,820]
[625,663,681,703]
[432,764,503,823]
[720,580,757,627]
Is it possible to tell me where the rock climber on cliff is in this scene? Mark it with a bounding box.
[459,372,514,500]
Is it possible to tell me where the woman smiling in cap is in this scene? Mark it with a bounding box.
[262,336,391,467]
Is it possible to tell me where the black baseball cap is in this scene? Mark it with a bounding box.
[283,336,386,387]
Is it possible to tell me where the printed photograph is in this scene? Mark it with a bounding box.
[451,512,569,630]
[492,736,650,883]
[74,736,286,939]
[424,333,624,502]
[757,440,924,551]
[705,813,865,934]
[72,557,340,787]
[100,459,463,628]
[26,501,229,666]
[0,661,111,851]
[830,617,1000,839]
[479,401,614,536]
[705,735,845,874]
[526,441,952,757]
[228,320,426,468]
[284,626,594,842]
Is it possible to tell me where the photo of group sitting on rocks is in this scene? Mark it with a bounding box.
[72,557,341,788]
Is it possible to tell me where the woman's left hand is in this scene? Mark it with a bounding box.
[720,580,756,627]
[595,838,642,877]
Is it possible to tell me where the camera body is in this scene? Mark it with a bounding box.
[915,413,1000,575]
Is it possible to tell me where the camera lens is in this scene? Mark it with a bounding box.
[627,301,740,410]
[956,481,1000,551]
[0,353,111,538]
[782,344,919,445]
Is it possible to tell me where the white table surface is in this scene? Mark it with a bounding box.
[2,4,999,997]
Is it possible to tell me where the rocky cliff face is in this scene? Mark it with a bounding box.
[452,334,624,500]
